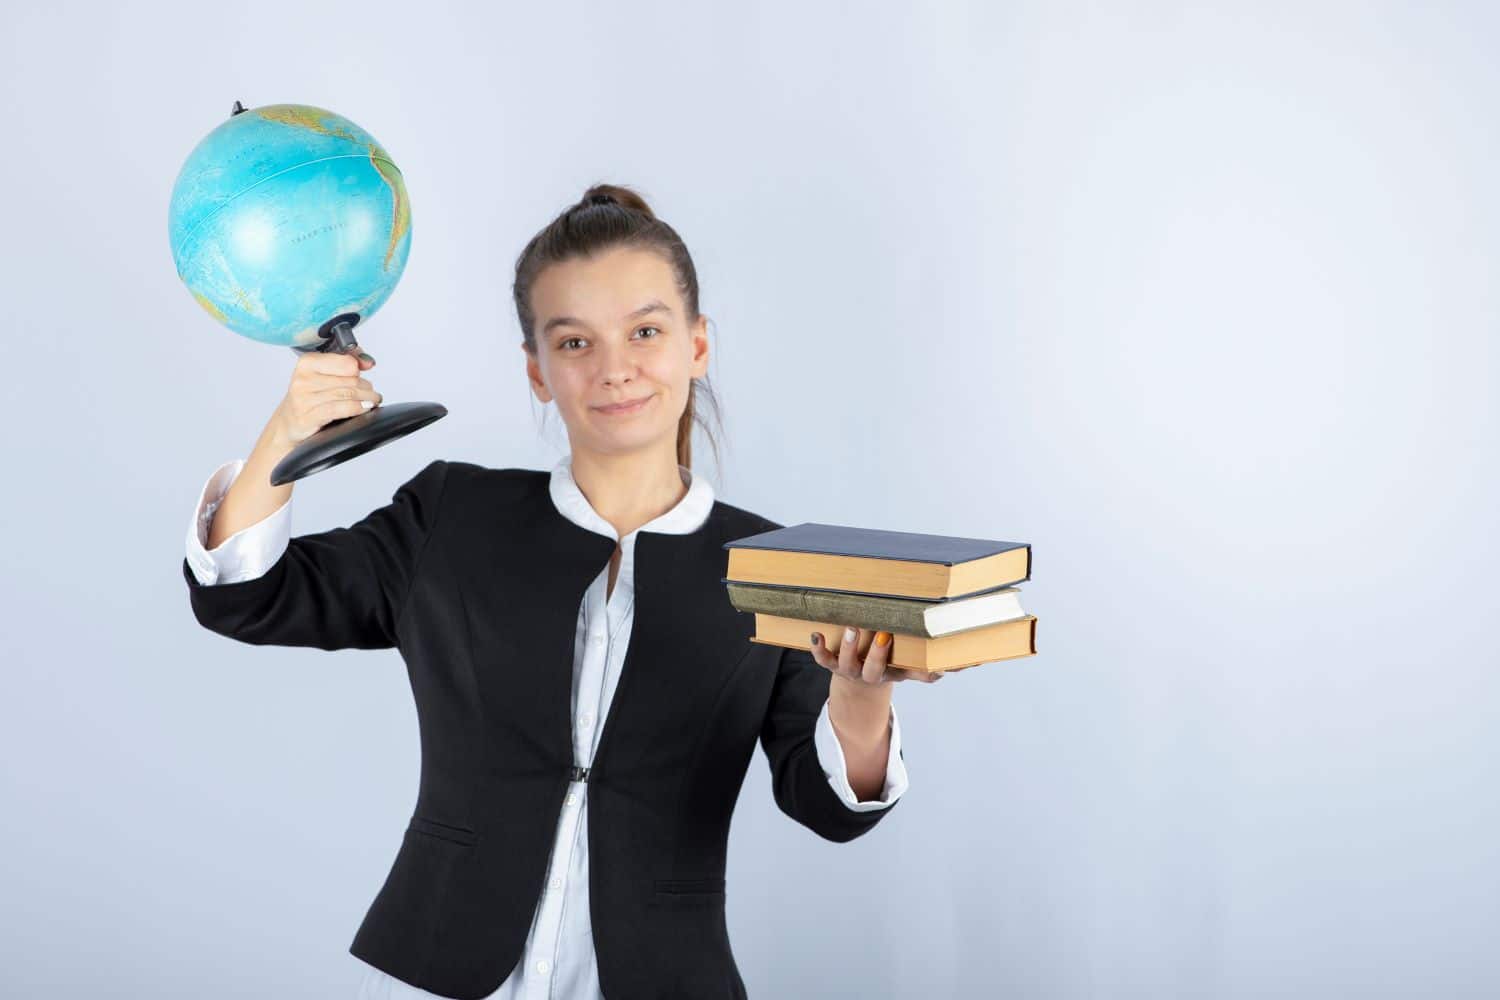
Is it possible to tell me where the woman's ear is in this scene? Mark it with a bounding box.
[522,342,553,403]
[691,316,710,376]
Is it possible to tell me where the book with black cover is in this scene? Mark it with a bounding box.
[722,522,1032,601]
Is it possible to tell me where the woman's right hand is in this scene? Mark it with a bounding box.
[268,351,384,449]
[206,351,382,549]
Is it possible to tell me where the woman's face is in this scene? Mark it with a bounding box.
[524,246,709,460]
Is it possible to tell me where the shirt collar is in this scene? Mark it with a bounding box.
[548,454,715,541]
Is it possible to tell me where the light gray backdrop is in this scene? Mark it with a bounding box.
[2,1,1495,997]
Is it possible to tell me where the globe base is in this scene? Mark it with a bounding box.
[269,400,448,486]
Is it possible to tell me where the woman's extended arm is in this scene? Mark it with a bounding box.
[181,459,448,651]
[760,647,903,843]
[815,691,908,808]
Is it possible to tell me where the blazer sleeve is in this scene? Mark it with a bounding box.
[759,644,901,842]
[180,459,450,651]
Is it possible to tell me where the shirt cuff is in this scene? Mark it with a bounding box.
[813,696,909,812]
[184,458,292,586]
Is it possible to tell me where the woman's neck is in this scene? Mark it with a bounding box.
[568,447,689,540]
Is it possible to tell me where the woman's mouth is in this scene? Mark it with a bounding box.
[594,394,655,415]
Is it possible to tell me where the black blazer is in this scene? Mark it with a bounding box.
[181,460,899,999]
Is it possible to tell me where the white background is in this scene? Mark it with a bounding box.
[2,1,1495,996]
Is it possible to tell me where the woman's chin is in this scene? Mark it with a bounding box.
[580,417,668,449]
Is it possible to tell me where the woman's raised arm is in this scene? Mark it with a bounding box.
[181,349,445,651]
[182,458,448,651]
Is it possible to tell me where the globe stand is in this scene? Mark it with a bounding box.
[269,312,447,486]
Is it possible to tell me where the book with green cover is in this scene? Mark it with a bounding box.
[725,581,1028,638]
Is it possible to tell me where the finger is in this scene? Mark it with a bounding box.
[307,379,370,399]
[298,351,362,376]
[356,351,376,368]
[837,627,866,675]
[310,379,378,402]
[807,632,836,671]
[312,376,375,393]
[301,368,374,395]
[862,631,892,684]
[309,396,375,423]
[885,666,944,684]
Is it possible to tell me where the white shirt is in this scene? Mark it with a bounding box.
[185,455,909,999]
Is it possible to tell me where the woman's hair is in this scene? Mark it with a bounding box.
[512,183,723,473]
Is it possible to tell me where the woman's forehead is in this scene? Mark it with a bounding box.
[533,247,679,315]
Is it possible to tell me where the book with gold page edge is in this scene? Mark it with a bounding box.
[748,612,1038,672]
[724,581,1029,638]
[723,521,1031,601]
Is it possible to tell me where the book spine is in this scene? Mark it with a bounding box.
[725,582,933,637]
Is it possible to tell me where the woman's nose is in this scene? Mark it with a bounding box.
[597,349,635,385]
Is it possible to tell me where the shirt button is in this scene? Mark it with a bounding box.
[580,712,593,728]
[550,876,562,891]
[565,792,577,806]
[535,959,550,975]
[592,633,604,645]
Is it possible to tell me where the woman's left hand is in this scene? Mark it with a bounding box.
[808,627,945,686]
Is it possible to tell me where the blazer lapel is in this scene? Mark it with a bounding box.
[461,472,615,770]
[589,514,756,783]
[456,477,753,783]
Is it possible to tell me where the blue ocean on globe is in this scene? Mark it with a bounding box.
[167,103,412,348]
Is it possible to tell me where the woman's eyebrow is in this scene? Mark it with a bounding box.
[544,300,673,335]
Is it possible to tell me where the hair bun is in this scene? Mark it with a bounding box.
[576,184,656,219]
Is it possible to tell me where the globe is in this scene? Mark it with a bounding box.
[167,100,444,486]
[167,102,412,348]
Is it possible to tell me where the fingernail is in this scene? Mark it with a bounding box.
[875,632,891,647]
[844,627,856,644]
[809,633,820,646]
[361,400,375,410]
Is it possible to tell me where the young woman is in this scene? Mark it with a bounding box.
[182,184,942,999]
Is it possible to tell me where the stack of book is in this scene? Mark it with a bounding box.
[722,522,1036,673]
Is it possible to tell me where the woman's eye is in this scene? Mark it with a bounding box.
[560,327,658,351]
